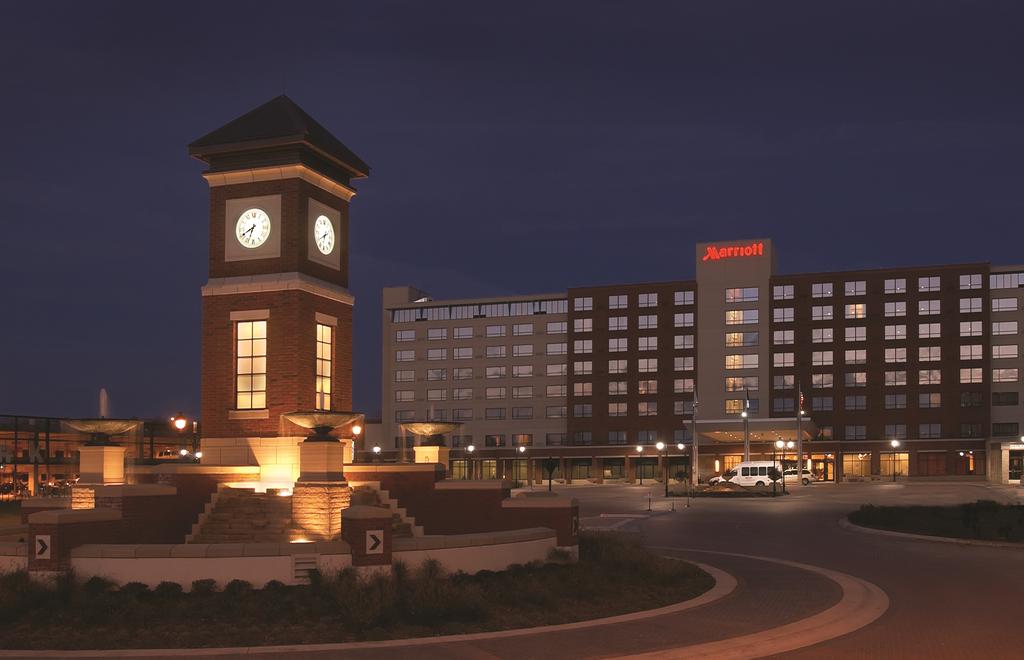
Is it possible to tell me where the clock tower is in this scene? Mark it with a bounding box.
[189,96,369,478]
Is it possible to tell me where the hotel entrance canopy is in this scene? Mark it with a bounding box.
[695,416,818,445]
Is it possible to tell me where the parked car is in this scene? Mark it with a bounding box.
[717,461,783,487]
[782,468,816,486]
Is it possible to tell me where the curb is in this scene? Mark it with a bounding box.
[0,562,736,658]
[839,516,1024,549]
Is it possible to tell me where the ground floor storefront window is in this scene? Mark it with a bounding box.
[571,459,591,480]
[917,451,946,476]
[635,458,657,481]
[880,452,909,479]
[450,458,469,480]
[603,458,625,480]
[842,453,872,478]
[509,458,529,482]
[810,453,835,481]
[480,459,497,480]
[1010,450,1024,481]
[953,450,981,475]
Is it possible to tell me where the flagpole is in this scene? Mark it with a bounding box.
[742,388,750,462]
[690,394,699,493]
[795,381,804,487]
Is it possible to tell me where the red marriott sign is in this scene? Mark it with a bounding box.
[702,241,765,261]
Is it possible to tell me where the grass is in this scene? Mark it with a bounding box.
[849,500,1024,542]
[0,532,713,650]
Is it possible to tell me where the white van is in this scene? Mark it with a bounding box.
[719,461,782,487]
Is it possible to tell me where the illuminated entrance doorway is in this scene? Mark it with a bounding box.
[810,453,835,482]
[1010,451,1024,481]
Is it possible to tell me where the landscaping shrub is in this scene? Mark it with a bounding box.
[850,500,1024,542]
[224,579,252,596]
[153,581,183,598]
[190,579,217,595]
[119,582,150,597]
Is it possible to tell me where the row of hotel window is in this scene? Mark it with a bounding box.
[769,325,1020,345]
[234,321,333,411]
[392,299,568,323]
[769,346,1019,366]
[572,292,694,311]
[789,391,1017,412]
[395,336,697,361]
[397,322,566,342]
[393,400,691,422]
[395,378,696,401]
[731,360,1017,384]
[393,361,700,382]
[444,432,691,447]
[752,300,1018,325]
[772,273,1022,299]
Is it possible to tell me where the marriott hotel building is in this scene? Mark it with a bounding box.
[380,239,1024,485]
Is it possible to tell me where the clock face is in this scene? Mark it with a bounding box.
[314,215,335,255]
[235,208,271,249]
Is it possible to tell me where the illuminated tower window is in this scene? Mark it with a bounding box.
[316,323,333,410]
[236,320,267,409]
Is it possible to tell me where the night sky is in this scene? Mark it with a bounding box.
[2,1,1023,421]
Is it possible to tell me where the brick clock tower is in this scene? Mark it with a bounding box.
[188,96,369,486]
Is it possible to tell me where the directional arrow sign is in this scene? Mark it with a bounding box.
[366,529,384,555]
[35,535,51,560]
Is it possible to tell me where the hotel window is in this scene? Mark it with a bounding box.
[572,382,592,397]
[918,276,940,292]
[453,388,472,400]
[958,298,981,314]
[573,318,593,333]
[573,361,593,375]
[885,324,906,340]
[725,399,744,414]
[608,294,627,309]
[395,369,414,383]
[546,384,566,397]
[609,316,628,331]
[811,373,833,389]
[638,379,658,395]
[725,376,758,391]
[994,422,1021,437]
[845,395,866,410]
[812,282,833,298]
[993,368,1019,383]
[884,302,906,318]
[774,374,795,389]
[513,344,533,357]
[773,352,795,368]
[991,273,1023,289]
[961,391,984,408]
[916,323,939,339]
[513,323,534,336]
[811,306,832,321]
[959,274,983,290]
[773,397,795,413]
[993,321,1019,336]
[427,389,446,401]
[919,392,941,408]
[885,370,907,386]
[485,346,506,359]
[485,387,506,399]
[639,314,658,329]
[845,349,867,365]
[426,348,448,361]
[992,298,1019,312]
[426,368,447,381]
[512,365,533,377]
[674,356,695,371]
[546,406,566,419]
[486,366,506,379]
[959,321,982,337]
[918,346,940,362]
[638,293,658,308]
[395,410,415,423]
[726,331,759,347]
[607,431,627,445]
[884,278,907,294]
[994,392,1020,406]
[675,290,695,305]
[674,335,695,350]
[725,287,759,303]
[453,409,473,422]
[844,281,866,296]
[812,396,833,411]
[454,367,473,380]
[672,401,692,415]
[773,308,794,323]
[547,364,567,377]
[395,390,414,403]
[773,330,794,345]
[609,337,628,352]
[638,358,658,373]
[609,381,627,396]
[485,409,506,421]
[573,340,592,354]
[674,312,695,327]
[395,349,415,362]
[959,368,983,384]
[886,394,907,409]
[546,321,567,334]
[812,328,834,343]
[454,326,472,339]
[546,342,567,356]
[845,425,867,441]
[396,329,415,342]
[573,297,593,311]
[725,354,759,370]
[960,345,982,360]
[427,328,448,341]
[919,369,942,385]
[884,347,907,363]
[730,309,761,325]
[486,325,506,338]
[919,423,942,439]
[675,378,696,393]
[845,303,866,319]
[993,345,1019,359]
[884,424,907,440]
[608,402,627,417]
[638,336,658,351]
[845,372,867,387]
[845,327,866,342]
[773,285,794,300]
[812,351,834,366]
[636,430,658,445]
[573,403,593,418]
[513,386,534,399]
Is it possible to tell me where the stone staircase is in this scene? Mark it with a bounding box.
[187,485,419,543]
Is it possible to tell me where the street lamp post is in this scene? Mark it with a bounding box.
[741,410,749,462]
[635,445,644,485]
[677,443,689,507]
[890,439,900,482]
[371,445,381,463]
[774,440,784,496]
[795,407,805,487]
[690,397,700,492]
[656,441,668,497]
[517,444,527,487]
[466,444,475,480]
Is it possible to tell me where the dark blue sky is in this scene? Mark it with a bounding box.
[2,1,1023,420]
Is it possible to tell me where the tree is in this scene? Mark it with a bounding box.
[542,458,560,492]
